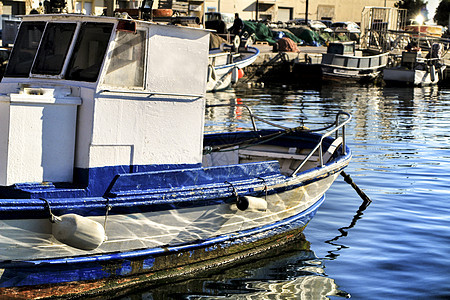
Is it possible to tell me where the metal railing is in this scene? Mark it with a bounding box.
[290,111,351,176]
[205,103,352,177]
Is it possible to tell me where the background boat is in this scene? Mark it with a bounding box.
[207,33,259,92]
[383,44,446,86]
[320,41,388,83]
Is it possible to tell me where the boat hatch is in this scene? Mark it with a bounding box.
[5,21,113,81]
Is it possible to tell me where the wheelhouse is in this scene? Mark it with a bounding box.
[0,15,209,194]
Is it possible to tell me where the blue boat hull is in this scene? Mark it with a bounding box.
[0,195,324,298]
[0,128,351,298]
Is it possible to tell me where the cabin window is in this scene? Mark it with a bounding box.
[327,44,343,55]
[32,23,77,76]
[103,30,145,88]
[65,22,113,82]
[343,44,355,54]
[4,22,45,77]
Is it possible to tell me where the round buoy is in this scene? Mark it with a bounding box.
[238,68,244,79]
[52,214,106,250]
[152,9,173,17]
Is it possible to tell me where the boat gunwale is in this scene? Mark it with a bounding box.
[212,46,260,71]
[321,52,389,71]
[0,149,350,218]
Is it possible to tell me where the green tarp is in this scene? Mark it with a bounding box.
[243,21,329,46]
[243,21,278,44]
[242,21,303,45]
[287,26,326,46]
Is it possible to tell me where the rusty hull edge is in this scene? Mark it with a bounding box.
[0,225,309,300]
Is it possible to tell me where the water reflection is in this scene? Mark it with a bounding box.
[120,85,450,299]
[325,198,372,260]
[119,234,350,300]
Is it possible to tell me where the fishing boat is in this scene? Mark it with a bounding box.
[0,14,351,299]
[383,44,446,86]
[320,41,388,83]
[207,34,259,92]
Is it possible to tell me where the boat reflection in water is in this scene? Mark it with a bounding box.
[119,193,372,299]
[119,233,351,299]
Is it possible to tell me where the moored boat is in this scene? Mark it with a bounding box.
[383,44,446,86]
[0,13,351,299]
[207,35,259,92]
[320,41,389,83]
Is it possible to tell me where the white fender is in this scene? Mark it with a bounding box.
[231,67,239,84]
[52,214,106,250]
[237,196,267,212]
[207,64,216,82]
[430,65,436,82]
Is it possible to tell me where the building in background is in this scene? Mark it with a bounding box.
[205,0,398,23]
[0,0,397,23]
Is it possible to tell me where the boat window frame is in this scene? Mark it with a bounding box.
[4,21,46,78]
[99,25,148,91]
[30,21,81,79]
[64,21,115,83]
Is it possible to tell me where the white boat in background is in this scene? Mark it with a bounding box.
[207,35,259,92]
[383,44,446,86]
[320,41,388,83]
[0,13,350,299]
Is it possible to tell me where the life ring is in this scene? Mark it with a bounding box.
[152,9,173,17]
[233,35,240,50]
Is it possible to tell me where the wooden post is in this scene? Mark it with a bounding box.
[305,0,309,24]
[256,0,259,20]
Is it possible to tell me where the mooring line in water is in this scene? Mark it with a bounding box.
[325,188,372,260]
[340,171,372,204]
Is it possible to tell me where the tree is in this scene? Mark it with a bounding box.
[395,0,428,21]
[433,0,450,27]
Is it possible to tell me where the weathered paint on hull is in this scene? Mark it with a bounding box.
[0,196,321,299]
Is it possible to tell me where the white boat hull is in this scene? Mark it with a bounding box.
[207,47,259,92]
[384,65,446,86]
[0,170,340,261]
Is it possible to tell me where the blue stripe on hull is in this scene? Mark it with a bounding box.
[0,161,348,219]
[0,195,325,289]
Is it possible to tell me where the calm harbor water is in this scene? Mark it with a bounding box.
[122,85,450,299]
